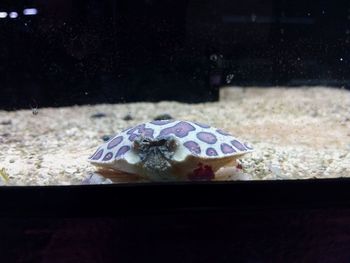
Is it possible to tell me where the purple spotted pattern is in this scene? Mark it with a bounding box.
[196,132,217,144]
[89,149,97,159]
[90,121,253,166]
[194,122,210,128]
[150,120,175,125]
[127,124,154,141]
[183,141,201,155]
[158,121,196,138]
[231,140,247,151]
[91,148,103,160]
[121,126,132,132]
[216,129,231,136]
[244,142,253,150]
[115,145,131,158]
[220,143,236,154]
[206,148,218,156]
[102,152,113,161]
[107,136,123,149]
[126,124,142,135]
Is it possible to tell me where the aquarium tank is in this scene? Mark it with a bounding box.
[2,1,350,262]
[0,0,349,186]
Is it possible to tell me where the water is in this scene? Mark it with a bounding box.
[0,0,350,185]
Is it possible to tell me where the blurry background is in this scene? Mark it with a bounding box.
[0,0,349,109]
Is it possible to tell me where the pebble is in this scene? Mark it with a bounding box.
[90,112,107,119]
[101,135,112,142]
[216,167,253,180]
[82,173,113,184]
[269,163,283,178]
[0,120,12,125]
[123,114,133,121]
[153,113,173,120]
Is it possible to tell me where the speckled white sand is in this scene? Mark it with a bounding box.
[0,86,349,185]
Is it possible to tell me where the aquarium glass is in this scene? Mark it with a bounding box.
[0,0,349,185]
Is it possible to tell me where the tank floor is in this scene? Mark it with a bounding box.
[0,86,349,185]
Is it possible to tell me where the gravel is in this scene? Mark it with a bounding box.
[0,86,349,185]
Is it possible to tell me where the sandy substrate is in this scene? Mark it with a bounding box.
[0,86,350,185]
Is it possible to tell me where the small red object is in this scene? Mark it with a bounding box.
[236,163,243,170]
[188,163,215,181]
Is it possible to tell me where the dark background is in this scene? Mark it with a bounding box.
[2,180,350,262]
[1,0,350,109]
